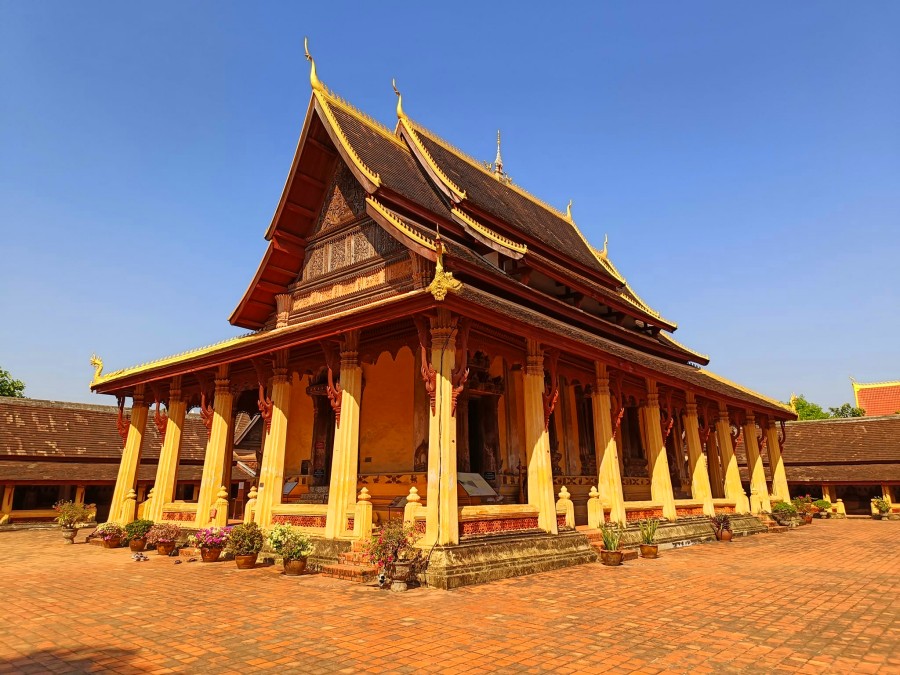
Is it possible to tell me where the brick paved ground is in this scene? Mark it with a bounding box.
[0,520,897,674]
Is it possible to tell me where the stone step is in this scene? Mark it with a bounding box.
[338,551,371,566]
[766,525,789,534]
[321,563,378,583]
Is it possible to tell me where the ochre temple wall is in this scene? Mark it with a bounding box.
[360,347,415,473]
[284,373,314,476]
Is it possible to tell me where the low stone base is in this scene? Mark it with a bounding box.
[422,530,597,590]
[730,513,768,537]
[618,517,719,548]
[306,538,353,572]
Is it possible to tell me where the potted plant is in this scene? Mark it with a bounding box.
[227,522,264,569]
[124,519,154,552]
[598,522,625,566]
[813,499,832,518]
[638,518,659,559]
[711,514,733,541]
[146,523,180,555]
[53,500,95,544]
[873,496,891,520]
[771,501,798,526]
[363,519,421,591]
[195,526,230,563]
[95,522,125,549]
[267,524,314,575]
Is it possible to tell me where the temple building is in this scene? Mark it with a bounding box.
[90,45,796,587]
[0,396,255,525]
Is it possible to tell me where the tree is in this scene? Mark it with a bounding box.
[789,394,830,420]
[828,403,866,418]
[0,367,25,398]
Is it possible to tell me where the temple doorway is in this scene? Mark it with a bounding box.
[458,394,501,487]
[310,395,335,487]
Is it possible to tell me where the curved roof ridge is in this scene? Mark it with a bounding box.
[408,120,570,220]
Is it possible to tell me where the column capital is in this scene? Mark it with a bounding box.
[525,339,544,377]
[593,361,611,396]
[685,400,698,417]
[646,391,660,409]
[132,383,146,407]
[745,411,756,425]
[214,377,231,396]
[168,375,183,403]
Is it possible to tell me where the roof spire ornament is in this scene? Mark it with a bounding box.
[493,129,504,179]
[392,79,406,120]
[304,37,324,93]
[566,199,573,221]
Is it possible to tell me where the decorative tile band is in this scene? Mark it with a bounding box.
[556,514,572,530]
[272,514,327,528]
[461,516,540,537]
[715,506,735,514]
[675,506,706,517]
[161,511,196,522]
[625,508,664,522]
[346,517,354,532]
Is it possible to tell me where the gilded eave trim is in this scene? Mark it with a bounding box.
[450,207,527,258]
[365,196,437,253]
[313,91,382,190]
[399,119,467,202]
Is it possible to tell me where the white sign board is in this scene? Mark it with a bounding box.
[457,472,498,498]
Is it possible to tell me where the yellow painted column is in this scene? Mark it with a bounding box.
[523,340,559,534]
[325,331,362,539]
[716,403,749,513]
[424,311,460,546]
[146,377,185,522]
[706,434,725,499]
[109,385,149,525]
[645,381,677,521]
[591,362,625,525]
[195,367,234,527]
[683,393,715,517]
[765,421,791,502]
[255,354,293,528]
[743,413,771,513]
[0,486,13,525]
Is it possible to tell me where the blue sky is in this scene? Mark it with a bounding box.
[1,2,898,408]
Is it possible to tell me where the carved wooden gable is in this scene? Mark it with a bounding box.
[313,163,366,236]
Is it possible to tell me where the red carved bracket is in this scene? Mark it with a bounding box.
[698,403,712,444]
[730,424,742,447]
[199,392,214,439]
[610,373,625,434]
[153,399,168,439]
[778,420,787,450]
[451,318,471,418]
[257,383,273,435]
[326,365,342,426]
[116,396,130,447]
[542,349,560,431]
[415,316,437,415]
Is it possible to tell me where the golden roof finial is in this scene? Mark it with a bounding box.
[566,199,573,221]
[427,234,463,301]
[304,37,324,93]
[789,393,798,413]
[601,233,608,257]
[392,78,405,120]
[493,129,504,179]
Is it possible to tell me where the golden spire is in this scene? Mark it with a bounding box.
[392,79,405,120]
[600,234,608,258]
[304,37,324,93]
[566,199,573,221]
[493,129,504,179]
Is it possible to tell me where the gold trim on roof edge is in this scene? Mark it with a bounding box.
[851,379,900,390]
[657,332,709,363]
[365,196,437,252]
[699,370,794,413]
[315,91,383,188]
[400,119,467,202]
[451,207,527,254]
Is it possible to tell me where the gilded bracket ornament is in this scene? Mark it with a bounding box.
[427,237,462,301]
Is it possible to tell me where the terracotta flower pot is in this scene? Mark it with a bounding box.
[235,553,258,569]
[129,538,146,552]
[156,542,176,556]
[390,560,413,591]
[872,513,882,520]
[200,547,222,563]
[283,558,307,576]
[61,528,78,545]
[600,549,624,566]
[102,537,121,549]
[639,544,659,559]
[716,530,733,542]
[803,515,813,524]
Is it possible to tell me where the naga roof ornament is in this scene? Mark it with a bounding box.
[304,37,325,93]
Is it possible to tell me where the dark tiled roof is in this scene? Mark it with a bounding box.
[328,106,447,216]
[735,416,900,484]
[412,127,610,274]
[0,460,205,482]
[454,286,789,415]
[0,396,208,463]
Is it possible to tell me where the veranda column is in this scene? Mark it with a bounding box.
[706,434,725,499]
[424,310,460,546]
[683,393,715,517]
[715,403,750,513]
[109,385,149,525]
[324,331,362,539]
[146,377,185,522]
[195,366,234,527]
[523,340,559,534]
[255,352,292,528]
[743,413,772,513]
[765,421,790,502]
[591,362,626,525]
[644,380,677,521]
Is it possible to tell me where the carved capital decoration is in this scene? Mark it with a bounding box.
[274,293,292,328]
[542,349,560,431]
[116,396,130,447]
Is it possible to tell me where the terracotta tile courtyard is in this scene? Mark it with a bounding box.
[0,520,897,674]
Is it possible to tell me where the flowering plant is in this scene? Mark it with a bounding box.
[226,522,264,555]
[874,495,891,514]
[124,519,154,541]
[792,495,814,515]
[195,526,230,549]
[266,524,314,561]
[53,500,95,528]
[95,522,125,542]
[146,523,181,545]
[362,519,420,577]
